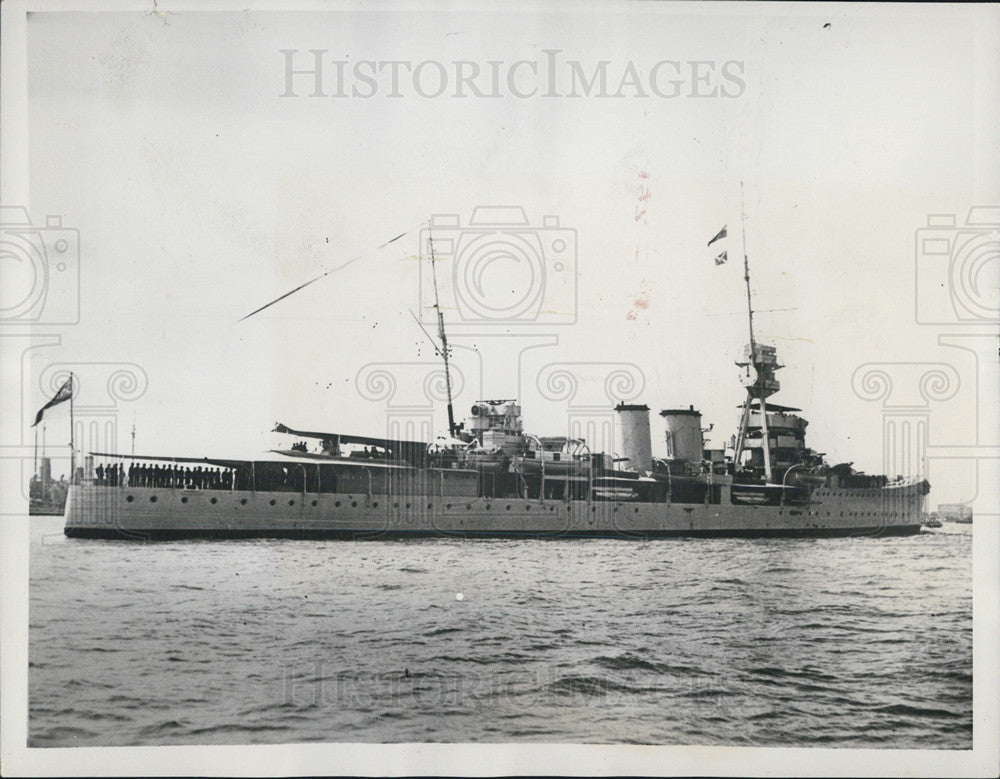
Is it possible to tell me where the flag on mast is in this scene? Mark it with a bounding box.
[707,226,727,247]
[33,376,73,427]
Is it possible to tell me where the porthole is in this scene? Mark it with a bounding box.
[181,496,188,504]
[525,504,530,511]
[150,495,157,503]
[240,498,247,505]
[405,502,412,509]
[351,501,358,508]
[372,501,378,508]
[506,504,511,511]
[126,495,134,502]
[335,501,341,507]
[269,499,276,506]
[210,497,217,505]
[634,508,639,514]
[446,504,452,510]
[289,500,295,506]
[427,503,433,510]
[311,500,318,507]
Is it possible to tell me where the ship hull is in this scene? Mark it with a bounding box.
[63,481,925,540]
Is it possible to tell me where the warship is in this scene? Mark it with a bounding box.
[62,223,929,540]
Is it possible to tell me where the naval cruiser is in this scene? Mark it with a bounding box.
[63,227,929,540]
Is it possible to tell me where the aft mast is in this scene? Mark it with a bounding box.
[427,233,458,438]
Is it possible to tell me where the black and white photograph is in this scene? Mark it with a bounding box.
[1,1,998,776]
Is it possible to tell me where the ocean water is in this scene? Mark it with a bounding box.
[28,516,972,748]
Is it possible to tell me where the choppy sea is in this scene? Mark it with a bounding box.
[28,516,972,748]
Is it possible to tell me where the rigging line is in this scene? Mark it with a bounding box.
[238,231,409,322]
[408,308,443,356]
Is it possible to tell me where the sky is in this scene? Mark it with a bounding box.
[8,3,999,505]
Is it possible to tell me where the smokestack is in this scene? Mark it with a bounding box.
[615,403,653,473]
[660,406,704,462]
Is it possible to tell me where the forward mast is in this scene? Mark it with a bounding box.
[732,183,781,484]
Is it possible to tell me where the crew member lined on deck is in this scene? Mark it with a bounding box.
[93,462,235,489]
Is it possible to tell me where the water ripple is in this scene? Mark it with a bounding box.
[28,516,971,748]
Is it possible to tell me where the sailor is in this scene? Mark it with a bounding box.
[96,463,105,485]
